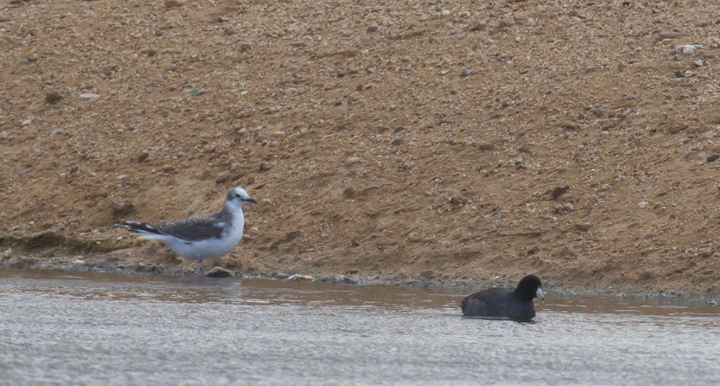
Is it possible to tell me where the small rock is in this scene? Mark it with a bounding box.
[117,174,127,180]
[707,153,719,163]
[111,202,135,215]
[562,122,580,131]
[138,152,149,162]
[667,123,688,134]
[601,122,614,131]
[681,147,694,159]
[46,91,62,104]
[639,201,649,208]
[342,29,353,37]
[554,246,577,258]
[509,157,523,166]
[391,136,403,146]
[468,21,486,31]
[498,15,515,27]
[205,267,236,278]
[367,24,379,33]
[343,187,355,198]
[50,128,63,136]
[274,272,289,279]
[460,69,472,77]
[518,143,531,153]
[346,156,361,165]
[0,131,7,139]
[575,222,591,232]
[1,249,11,259]
[259,162,272,171]
[164,0,183,8]
[441,9,450,17]
[551,186,570,200]
[288,274,313,281]
[351,240,360,247]
[190,89,204,97]
[408,232,419,239]
[215,171,230,184]
[237,42,252,52]
[80,93,100,99]
[476,141,494,151]
[676,44,698,56]
[22,119,32,126]
[292,41,306,47]
[70,165,78,174]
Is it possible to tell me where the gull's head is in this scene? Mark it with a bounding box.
[225,187,257,208]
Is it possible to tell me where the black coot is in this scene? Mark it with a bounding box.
[460,275,545,320]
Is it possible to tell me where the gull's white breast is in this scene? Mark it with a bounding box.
[162,209,245,260]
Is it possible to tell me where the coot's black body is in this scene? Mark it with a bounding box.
[460,275,545,320]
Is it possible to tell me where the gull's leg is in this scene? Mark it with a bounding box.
[196,258,203,277]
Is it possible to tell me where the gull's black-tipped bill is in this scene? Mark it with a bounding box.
[460,274,544,320]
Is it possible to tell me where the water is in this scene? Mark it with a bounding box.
[1,269,719,386]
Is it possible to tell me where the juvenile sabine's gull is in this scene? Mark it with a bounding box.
[116,187,256,276]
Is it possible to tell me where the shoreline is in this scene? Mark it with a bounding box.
[3,249,718,305]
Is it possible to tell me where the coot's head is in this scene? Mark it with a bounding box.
[515,275,545,302]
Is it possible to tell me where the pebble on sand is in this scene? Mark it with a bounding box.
[164,0,183,8]
[46,91,62,104]
[205,267,236,278]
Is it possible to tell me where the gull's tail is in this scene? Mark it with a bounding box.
[115,221,163,238]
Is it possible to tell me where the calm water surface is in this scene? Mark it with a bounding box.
[1,269,719,385]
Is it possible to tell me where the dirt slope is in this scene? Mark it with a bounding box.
[2,0,720,294]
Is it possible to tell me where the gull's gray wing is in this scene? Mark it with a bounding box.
[148,212,226,241]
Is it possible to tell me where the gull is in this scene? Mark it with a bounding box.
[116,187,256,276]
